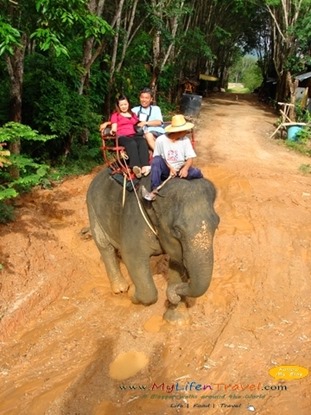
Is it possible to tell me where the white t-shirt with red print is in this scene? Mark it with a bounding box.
[153,134,197,170]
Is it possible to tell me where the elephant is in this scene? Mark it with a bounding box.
[86,168,219,321]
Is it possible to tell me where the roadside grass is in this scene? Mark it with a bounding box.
[285,127,311,156]
[285,140,311,158]
[299,164,311,174]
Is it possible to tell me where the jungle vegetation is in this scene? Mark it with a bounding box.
[0,0,311,220]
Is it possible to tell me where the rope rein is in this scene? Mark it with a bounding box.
[121,158,158,236]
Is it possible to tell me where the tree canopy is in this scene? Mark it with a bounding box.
[1,0,310,118]
[0,0,310,207]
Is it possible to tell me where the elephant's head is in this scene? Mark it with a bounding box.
[142,177,219,304]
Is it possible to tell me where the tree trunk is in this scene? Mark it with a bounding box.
[5,34,27,178]
[109,0,125,85]
[78,0,108,144]
[79,0,107,96]
[6,34,27,126]
[266,0,305,103]
[116,0,140,72]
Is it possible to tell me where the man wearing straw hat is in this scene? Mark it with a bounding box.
[141,114,203,201]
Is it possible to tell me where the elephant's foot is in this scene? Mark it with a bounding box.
[110,277,129,294]
[128,284,158,306]
[128,284,140,304]
[164,301,191,325]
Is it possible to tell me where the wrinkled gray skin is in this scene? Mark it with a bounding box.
[86,168,219,321]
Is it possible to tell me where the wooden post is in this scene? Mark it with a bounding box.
[287,72,299,122]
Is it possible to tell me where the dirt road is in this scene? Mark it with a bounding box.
[0,93,310,415]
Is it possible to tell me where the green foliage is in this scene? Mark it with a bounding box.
[158,64,177,94]
[30,4,113,57]
[0,122,57,143]
[35,79,85,135]
[34,0,113,47]
[47,138,103,180]
[295,13,311,65]
[286,126,311,157]
[296,126,311,142]
[0,201,15,223]
[286,7,311,73]
[229,55,263,91]
[0,122,57,204]
[20,52,102,163]
[125,31,152,63]
[265,0,282,6]
[83,13,113,40]
[296,105,311,123]
[180,28,214,64]
[35,0,86,18]
[9,154,50,188]
[112,68,150,106]
[0,153,49,200]
[0,187,18,202]
[214,26,232,45]
[30,28,69,57]
[157,65,179,110]
[242,63,263,91]
[0,18,21,56]
[118,31,152,101]
[88,60,111,112]
[156,98,176,120]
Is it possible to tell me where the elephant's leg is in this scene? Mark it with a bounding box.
[123,254,158,305]
[100,244,129,293]
[91,218,129,293]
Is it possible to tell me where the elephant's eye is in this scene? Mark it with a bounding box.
[171,226,181,239]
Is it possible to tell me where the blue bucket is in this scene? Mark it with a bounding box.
[287,125,302,141]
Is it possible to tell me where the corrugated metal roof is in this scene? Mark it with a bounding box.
[294,71,311,81]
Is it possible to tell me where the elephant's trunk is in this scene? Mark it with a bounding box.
[167,225,215,304]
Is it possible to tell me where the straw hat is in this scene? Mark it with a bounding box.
[165,114,194,133]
